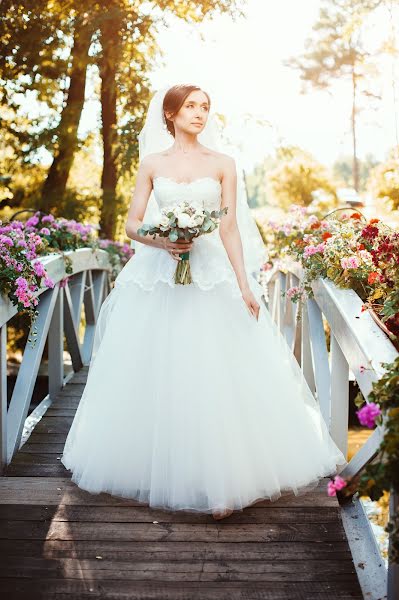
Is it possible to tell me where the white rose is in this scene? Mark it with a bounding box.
[193,212,205,225]
[159,215,169,227]
[187,216,198,228]
[177,212,192,228]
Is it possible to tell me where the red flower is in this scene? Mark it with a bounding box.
[361,305,368,312]
[322,232,332,241]
[350,213,362,220]
[361,225,379,241]
[357,243,365,250]
[310,222,321,229]
[367,272,379,284]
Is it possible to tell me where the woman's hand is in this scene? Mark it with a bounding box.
[241,285,260,321]
[161,237,194,261]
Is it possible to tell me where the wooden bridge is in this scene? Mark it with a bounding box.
[0,249,397,599]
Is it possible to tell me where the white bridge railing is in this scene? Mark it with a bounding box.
[266,262,398,600]
[0,248,115,471]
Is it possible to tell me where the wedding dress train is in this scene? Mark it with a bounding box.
[61,176,347,513]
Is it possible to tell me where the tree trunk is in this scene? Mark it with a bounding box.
[99,16,121,240]
[351,67,360,192]
[41,19,93,213]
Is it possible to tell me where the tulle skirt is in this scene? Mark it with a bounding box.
[61,256,347,514]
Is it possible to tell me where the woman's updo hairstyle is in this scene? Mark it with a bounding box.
[162,84,211,138]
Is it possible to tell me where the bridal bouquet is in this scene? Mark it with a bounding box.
[137,201,228,284]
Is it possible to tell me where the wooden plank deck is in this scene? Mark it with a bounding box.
[0,367,364,599]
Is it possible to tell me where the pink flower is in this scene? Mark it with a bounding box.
[333,475,347,491]
[286,286,300,299]
[341,256,360,270]
[356,402,381,428]
[44,276,55,289]
[40,227,50,236]
[327,475,347,496]
[32,261,46,277]
[59,277,70,288]
[304,243,325,258]
[16,276,28,290]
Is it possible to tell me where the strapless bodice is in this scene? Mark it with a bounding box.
[114,176,263,301]
[152,176,222,212]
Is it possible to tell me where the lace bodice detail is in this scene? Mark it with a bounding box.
[152,176,222,212]
[114,176,263,300]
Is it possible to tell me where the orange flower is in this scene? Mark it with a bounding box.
[368,272,379,284]
[310,222,321,229]
[369,218,379,224]
[350,212,362,220]
[322,232,332,241]
[357,243,365,250]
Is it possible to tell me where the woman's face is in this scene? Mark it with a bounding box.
[167,89,210,135]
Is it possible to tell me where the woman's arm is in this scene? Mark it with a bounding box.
[125,156,164,249]
[219,156,250,292]
[219,156,260,320]
[124,157,193,259]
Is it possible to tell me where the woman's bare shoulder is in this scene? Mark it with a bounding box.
[200,145,236,168]
[139,152,168,176]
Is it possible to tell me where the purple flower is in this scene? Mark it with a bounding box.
[16,276,28,290]
[0,235,13,247]
[356,402,381,428]
[32,261,46,277]
[44,276,55,289]
[40,227,51,236]
[25,215,39,228]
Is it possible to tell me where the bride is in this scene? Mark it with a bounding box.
[61,84,347,520]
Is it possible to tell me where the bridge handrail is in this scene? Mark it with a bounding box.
[0,247,118,471]
[264,259,398,600]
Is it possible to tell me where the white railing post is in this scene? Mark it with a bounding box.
[388,490,398,600]
[0,325,7,474]
[0,248,116,467]
[48,283,64,400]
[330,333,349,457]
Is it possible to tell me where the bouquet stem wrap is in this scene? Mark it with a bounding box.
[174,251,192,284]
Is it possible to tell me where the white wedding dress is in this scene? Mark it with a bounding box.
[61,176,347,513]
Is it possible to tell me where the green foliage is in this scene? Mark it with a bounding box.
[267,146,337,209]
[333,153,379,191]
[368,151,399,210]
[354,357,399,563]
[0,0,244,240]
